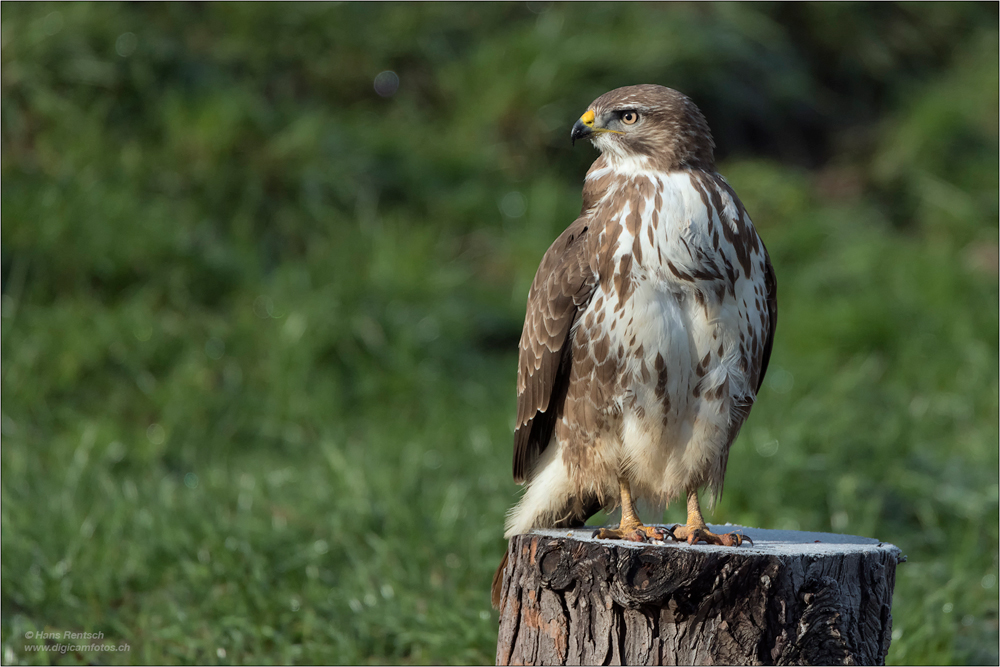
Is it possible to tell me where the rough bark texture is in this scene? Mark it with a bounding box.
[495,526,903,666]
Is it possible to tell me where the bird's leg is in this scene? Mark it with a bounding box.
[592,478,668,543]
[668,491,751,547]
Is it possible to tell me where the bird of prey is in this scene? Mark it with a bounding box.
[493,84,776,606]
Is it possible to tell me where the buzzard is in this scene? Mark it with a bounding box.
[493,85,776,606]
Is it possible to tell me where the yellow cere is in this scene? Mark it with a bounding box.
[580,109,595,126]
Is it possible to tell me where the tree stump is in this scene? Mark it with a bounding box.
[495,525,904,666]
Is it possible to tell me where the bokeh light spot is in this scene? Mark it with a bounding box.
[42,11,63,36]
[116,32,137,57]
[134,322,153,341]
[766,367,793,394]
[253,295,274,319]
[147,423,166,446]
[500,191,527,218]
[755,438,779,457]
[205,337,225,360]
[374,71,400,98]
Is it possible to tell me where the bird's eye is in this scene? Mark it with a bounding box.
[620,111,639,125]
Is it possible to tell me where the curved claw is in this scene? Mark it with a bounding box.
[722,531,753,547]
[629,527,669,543]
[627,528,648,542]
[649,526,669,541]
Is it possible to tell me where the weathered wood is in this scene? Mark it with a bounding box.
[495,525,903,666]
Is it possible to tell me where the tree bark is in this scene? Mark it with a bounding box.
[495,525,904,666]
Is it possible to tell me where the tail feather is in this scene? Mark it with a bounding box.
[490,549,509,609]
[493,495,601,610]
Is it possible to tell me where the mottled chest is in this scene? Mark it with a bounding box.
[580,166,770,405]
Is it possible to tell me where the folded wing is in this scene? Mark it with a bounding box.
[513,217,599,483]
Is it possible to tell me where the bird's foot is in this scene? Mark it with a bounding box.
[592,522,669,543]
[667,524,752,547]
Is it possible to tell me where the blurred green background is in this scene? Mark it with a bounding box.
[2,2,997,664]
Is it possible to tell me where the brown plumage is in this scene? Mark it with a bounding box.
[493,85,776,608]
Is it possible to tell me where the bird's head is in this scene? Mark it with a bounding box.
[570,84,716,172]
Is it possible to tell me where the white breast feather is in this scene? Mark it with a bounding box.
[585,168,766,503]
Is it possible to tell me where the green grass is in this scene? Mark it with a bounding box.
[2,3,997,664]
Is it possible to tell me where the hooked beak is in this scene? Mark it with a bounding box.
[570,109,596,146]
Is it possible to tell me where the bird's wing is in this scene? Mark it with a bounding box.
[693,173,778,500]
[704,172,777,395]
[756,248,777,394]
[513,216,598,483]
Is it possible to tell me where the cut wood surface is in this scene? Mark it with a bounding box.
[495,525,904,666]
